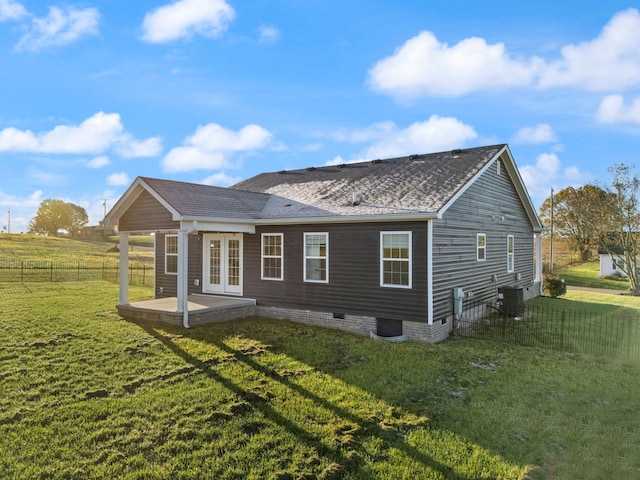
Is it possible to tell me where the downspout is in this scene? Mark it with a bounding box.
[178,221,198,329]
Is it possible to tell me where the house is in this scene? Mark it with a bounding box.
[599,251,624,277]
[104,144,544,343]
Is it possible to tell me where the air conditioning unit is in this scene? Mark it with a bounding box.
[498,285,524,317]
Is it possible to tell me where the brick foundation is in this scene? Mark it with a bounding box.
[256,306,451,343]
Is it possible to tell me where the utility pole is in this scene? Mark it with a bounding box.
[102,199,107,218]
[550,188,554,274]
[7,208,10,234]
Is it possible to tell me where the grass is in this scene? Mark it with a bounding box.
[0,233,153,263]
[553,260,629,291]
[1,282,639,479]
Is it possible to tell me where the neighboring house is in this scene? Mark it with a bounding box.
[105,144,544,342]
[598,250,628,277]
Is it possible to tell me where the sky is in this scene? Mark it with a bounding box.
[1,0,640,233]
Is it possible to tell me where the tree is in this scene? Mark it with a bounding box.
[592,164,640,295]
[539,185,611,262]
[28,199,89,237]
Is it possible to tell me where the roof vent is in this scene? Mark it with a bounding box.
[451,149,463,155]
[371,159,382,164]
[337,164,347,169]
[306,166,316,172]
[409,154,419,160]
[277,170,287,175]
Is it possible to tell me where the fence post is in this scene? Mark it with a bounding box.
[560,309,565,350]
[20,260,24,283]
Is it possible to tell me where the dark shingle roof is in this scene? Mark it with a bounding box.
[232,145,505,217]
[140,177,270,219]
[129,145,508,222]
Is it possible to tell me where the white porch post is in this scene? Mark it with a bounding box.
[535,233,543,293]
[177,229,190,328]
[118,232,129,305]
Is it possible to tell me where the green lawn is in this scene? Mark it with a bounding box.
[0,233,153,263]
[1,282,638,479]
[553,260,629,291]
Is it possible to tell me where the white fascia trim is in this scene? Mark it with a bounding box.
[104,176,182,225]
[181,219,255,234]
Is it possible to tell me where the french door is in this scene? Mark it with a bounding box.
[203,234,243,295]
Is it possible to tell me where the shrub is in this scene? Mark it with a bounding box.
[544,273,567,298]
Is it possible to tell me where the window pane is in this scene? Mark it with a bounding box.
[306,258,326,281]
[166,255,178,274]
[263,257,282,279]
[383,260,409,286]
[305,234,327,256]
[166,235,178,254]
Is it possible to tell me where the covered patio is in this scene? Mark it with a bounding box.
[117,294,256,327]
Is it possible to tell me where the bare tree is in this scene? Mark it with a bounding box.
[594,164,640,294]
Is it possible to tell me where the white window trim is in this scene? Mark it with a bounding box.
[304,232,329,283]
[380,231,412,289]
[507,234,515,273]
[477,233,487,262]
[261,233,284,281]
[165,234,178,275]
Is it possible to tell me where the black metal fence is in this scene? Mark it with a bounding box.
[0,260,153,286]
[456,300,640,363]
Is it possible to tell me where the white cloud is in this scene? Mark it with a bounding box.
[141,0,234,44]
[15,6,99,52]
[107,172,130,186]
[538,8,640,91]
[519,152,593,204]
[259,25,280,44]
[201,172,242,187]
[512,124,558,144]
[596,94,640,124]
[0,112,160,157]
[28,168,67,187]
[368,8,640,100]
[0,0,27,22]
[331,116,477,160]
[0,189,43,233]
[368,31,537,99]
[162,123,273,172]
[115,135,163,158]
[87,156,110,168]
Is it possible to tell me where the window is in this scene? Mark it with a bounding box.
[507,235,514,273]
[381,232,412,288]
[304,233,328,283]
[165,234,178,275]
[477,233,486,261]
[261,233,283,280]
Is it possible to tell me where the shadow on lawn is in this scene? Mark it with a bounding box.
[138,321,476,480]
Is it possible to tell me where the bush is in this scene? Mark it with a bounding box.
[544,273,567,298]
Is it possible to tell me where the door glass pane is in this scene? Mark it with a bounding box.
[228,239,240,286]
[209,240,221,285]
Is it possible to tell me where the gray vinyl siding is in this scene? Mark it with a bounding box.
[431,159,534,321]
[119,190,179,232]
[243,222,429,324]
[155,234,201,298]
